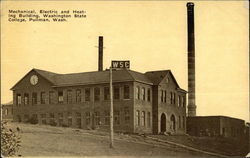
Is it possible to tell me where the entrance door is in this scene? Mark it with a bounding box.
[160,113,166,133]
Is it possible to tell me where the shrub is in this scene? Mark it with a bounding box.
[1,121,21,156]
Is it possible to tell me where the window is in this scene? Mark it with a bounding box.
[179,116,181,128]
[161,90,164,102]
[5,109,8,115]
[182,116,185,129]
[49,91,55,104]
[24,93,29,105]
[124,85,130,99]
[17,94,21,105]
[147,89,151,101]
[114,86,120,100]
[124,107,130,124]
[58,91,64,104]
[136,87,140,100]
[49,113,55,125]
[76,112,81,128]
[142,88,145,100]
[67,90,73,104]
[41,114,46,124]
[32,92,37,105]
[68,112,72,126]
[76,89,81,103]
[170,92,173,104]
[114,111,120,125]
[173,93,176,105]
[164,91,167,103]
[104,111,110,125]
[58,113,63,126]
[182,96,186,107]
[104,87,110,100]
[147,112,151,127]
[85,88,90,101]
[178,96,181,107]
[135,110,140,126]
[86,112,90,125]
[94,87,100,101]
[141,111,145,126]
[41,92,46,104]
[94,111,100,125]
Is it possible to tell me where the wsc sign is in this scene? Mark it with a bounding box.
[111,61,130,69]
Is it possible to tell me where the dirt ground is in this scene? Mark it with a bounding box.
[4,122,241,157]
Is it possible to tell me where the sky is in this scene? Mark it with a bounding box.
[1,1,249,122]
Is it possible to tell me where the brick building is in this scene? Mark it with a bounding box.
[187,116,246,138]
[11,68,186,134]
[1,101,13,121]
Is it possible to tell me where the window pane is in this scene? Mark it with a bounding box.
[142,88,145,100]
[141,111,145,126]
[41,92,46,104]
[32,92,37,105]
[17,94,21,105]
[104,87,110,100]
[124,85,130,99]
[85,88,90,101]
[136,87,140,100]
[147,89,151,101]
[24,93,29,105]
[76,89,81,103]
[94,87,100,101]
[58,91,64,103]
[49,91,55,104]
[67,90,72,104]
[114,86,120,100]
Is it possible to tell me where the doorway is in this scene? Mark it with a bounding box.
[160,113,166,133]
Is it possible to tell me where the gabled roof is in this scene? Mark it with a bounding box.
[145,70,180,87]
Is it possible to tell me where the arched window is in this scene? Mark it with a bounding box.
[170,115,176,131]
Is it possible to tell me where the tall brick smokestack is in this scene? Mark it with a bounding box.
[187,2,196,116]
[98,36,103,71]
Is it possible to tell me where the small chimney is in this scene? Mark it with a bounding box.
[187,2,196,116]
[98,36,103,71]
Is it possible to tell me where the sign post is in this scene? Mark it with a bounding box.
[109,66,114,148]
[109,60,129,148]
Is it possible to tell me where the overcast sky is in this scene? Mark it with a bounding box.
[1,1,249,121]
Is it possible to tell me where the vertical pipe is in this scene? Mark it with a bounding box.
[98,36,103,71]
[187,2,196,116]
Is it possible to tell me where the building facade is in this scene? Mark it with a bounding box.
[1,101,13,121]
[187,116,246,138]
[11,68,186,134]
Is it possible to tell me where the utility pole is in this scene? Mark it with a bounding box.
[109,67,114,148]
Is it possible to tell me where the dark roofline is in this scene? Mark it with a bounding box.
[187,115,245,122]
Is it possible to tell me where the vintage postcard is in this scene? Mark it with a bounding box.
[1,0,249,157]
